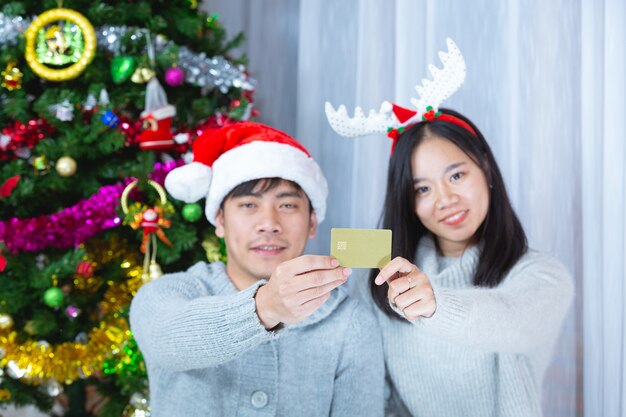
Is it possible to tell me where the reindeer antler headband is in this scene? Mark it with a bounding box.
[325,38,475,152]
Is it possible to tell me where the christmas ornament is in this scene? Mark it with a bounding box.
[36,254,49,270]
[139,78,176,150]
[65,305,81,320]
[55,156,77,177]
[1,63,23,90]
[40,378,63,397]
[111,55,136,84]
[24,8,96,81]
[23,320,37,335]
[101,109,120,128]
[43,287,65,308]
[32,155,50,173]
[165,66,184,86]
[0,249,6,272]
[0,314,14,330]
[131,67,155,84]
[121,180,173,282]
[49,100,74,121]
[202,235,226,263]
[0,175,20,198]
[76,260,94,277]
[0,161,180,253]
[182,203,202,222]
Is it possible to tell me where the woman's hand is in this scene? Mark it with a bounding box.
[375,256,436,320]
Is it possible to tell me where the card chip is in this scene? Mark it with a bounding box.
[336,241,347,250]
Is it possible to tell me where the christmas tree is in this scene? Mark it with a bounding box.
[0,1,255,416]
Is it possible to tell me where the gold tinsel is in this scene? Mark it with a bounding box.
[0,237,146,385]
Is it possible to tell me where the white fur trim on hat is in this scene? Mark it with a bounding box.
[164,162,212,203]
[141,104,176,120]
[205,141,328,225]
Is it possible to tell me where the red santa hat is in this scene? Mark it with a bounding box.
[164,122,328,225]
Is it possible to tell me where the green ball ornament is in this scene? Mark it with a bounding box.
[110,56,136,84]
[182,203,203,222]
[43,287,65,308]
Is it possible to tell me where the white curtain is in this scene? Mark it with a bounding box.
[203,1,626,416]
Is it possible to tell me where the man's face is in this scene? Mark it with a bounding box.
[215,179,317,286]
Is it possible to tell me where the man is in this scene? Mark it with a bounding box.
[130,122,384,417]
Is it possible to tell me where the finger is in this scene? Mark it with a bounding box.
[388,276,414,295]
[402,299,437,320]
[375,257,419,285]
[296,278,347,304]
[296,291,331,318]
[394,281,435,310]
[393,287,425,310]
[280,255,340,277]
[294,267,351,292]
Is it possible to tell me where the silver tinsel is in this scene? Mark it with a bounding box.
[6,360,27,379]
[95,25,255,93]
[0,16,254,93]
[0,13,31,46]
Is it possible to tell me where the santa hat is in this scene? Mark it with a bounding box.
[164,122,328,225]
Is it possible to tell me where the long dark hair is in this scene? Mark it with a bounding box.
[370,108,528,318]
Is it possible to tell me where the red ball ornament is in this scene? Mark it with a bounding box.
[165,66,185,87]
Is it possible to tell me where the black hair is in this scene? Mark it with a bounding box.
[221,177,313,213]
[370,108,528,319]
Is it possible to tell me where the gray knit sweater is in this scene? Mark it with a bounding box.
[130,261,385,417]
[373,237,573,417]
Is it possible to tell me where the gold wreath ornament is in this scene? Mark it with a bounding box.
[121,180,171,282]
[24,8,97,82]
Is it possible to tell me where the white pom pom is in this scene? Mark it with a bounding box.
[164,162,212,203]
[380,101,393,113]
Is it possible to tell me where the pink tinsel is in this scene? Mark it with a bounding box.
[0,161,183,253]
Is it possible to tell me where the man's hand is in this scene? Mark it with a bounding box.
[255,255,351,329]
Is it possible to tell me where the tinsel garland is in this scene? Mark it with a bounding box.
[0,238,144,385]
[0,119,55,161]
[1,112,235,161]
[0,161,182,253]
[0,184,124,253]
[0,13,254,92]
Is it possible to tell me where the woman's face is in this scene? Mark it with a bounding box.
[411,136,490,257]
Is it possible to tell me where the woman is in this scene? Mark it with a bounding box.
[370,108,573,416]
[326,39,573,416]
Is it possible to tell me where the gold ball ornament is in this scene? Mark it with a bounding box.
[24,9,96,81]
[55,156,77,177]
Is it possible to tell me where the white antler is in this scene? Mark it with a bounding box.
[324,101,398,138]
[325,38,466,138]
[410,38,466,115]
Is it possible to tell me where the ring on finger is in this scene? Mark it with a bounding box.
[407,276,414,289]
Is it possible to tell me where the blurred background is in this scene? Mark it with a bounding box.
[3,0,625,416]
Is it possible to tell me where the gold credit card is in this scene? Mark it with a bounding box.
[330,228,392,268]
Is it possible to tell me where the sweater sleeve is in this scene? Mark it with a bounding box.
[330,300,385,417]
[411,252,574,354]
[129,268,277,371]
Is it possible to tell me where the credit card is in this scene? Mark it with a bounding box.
[330,228,392,268]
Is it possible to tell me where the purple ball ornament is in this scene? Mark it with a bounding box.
[101,110,120,128]
[165,66,185,87]
[65,305,81,320]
